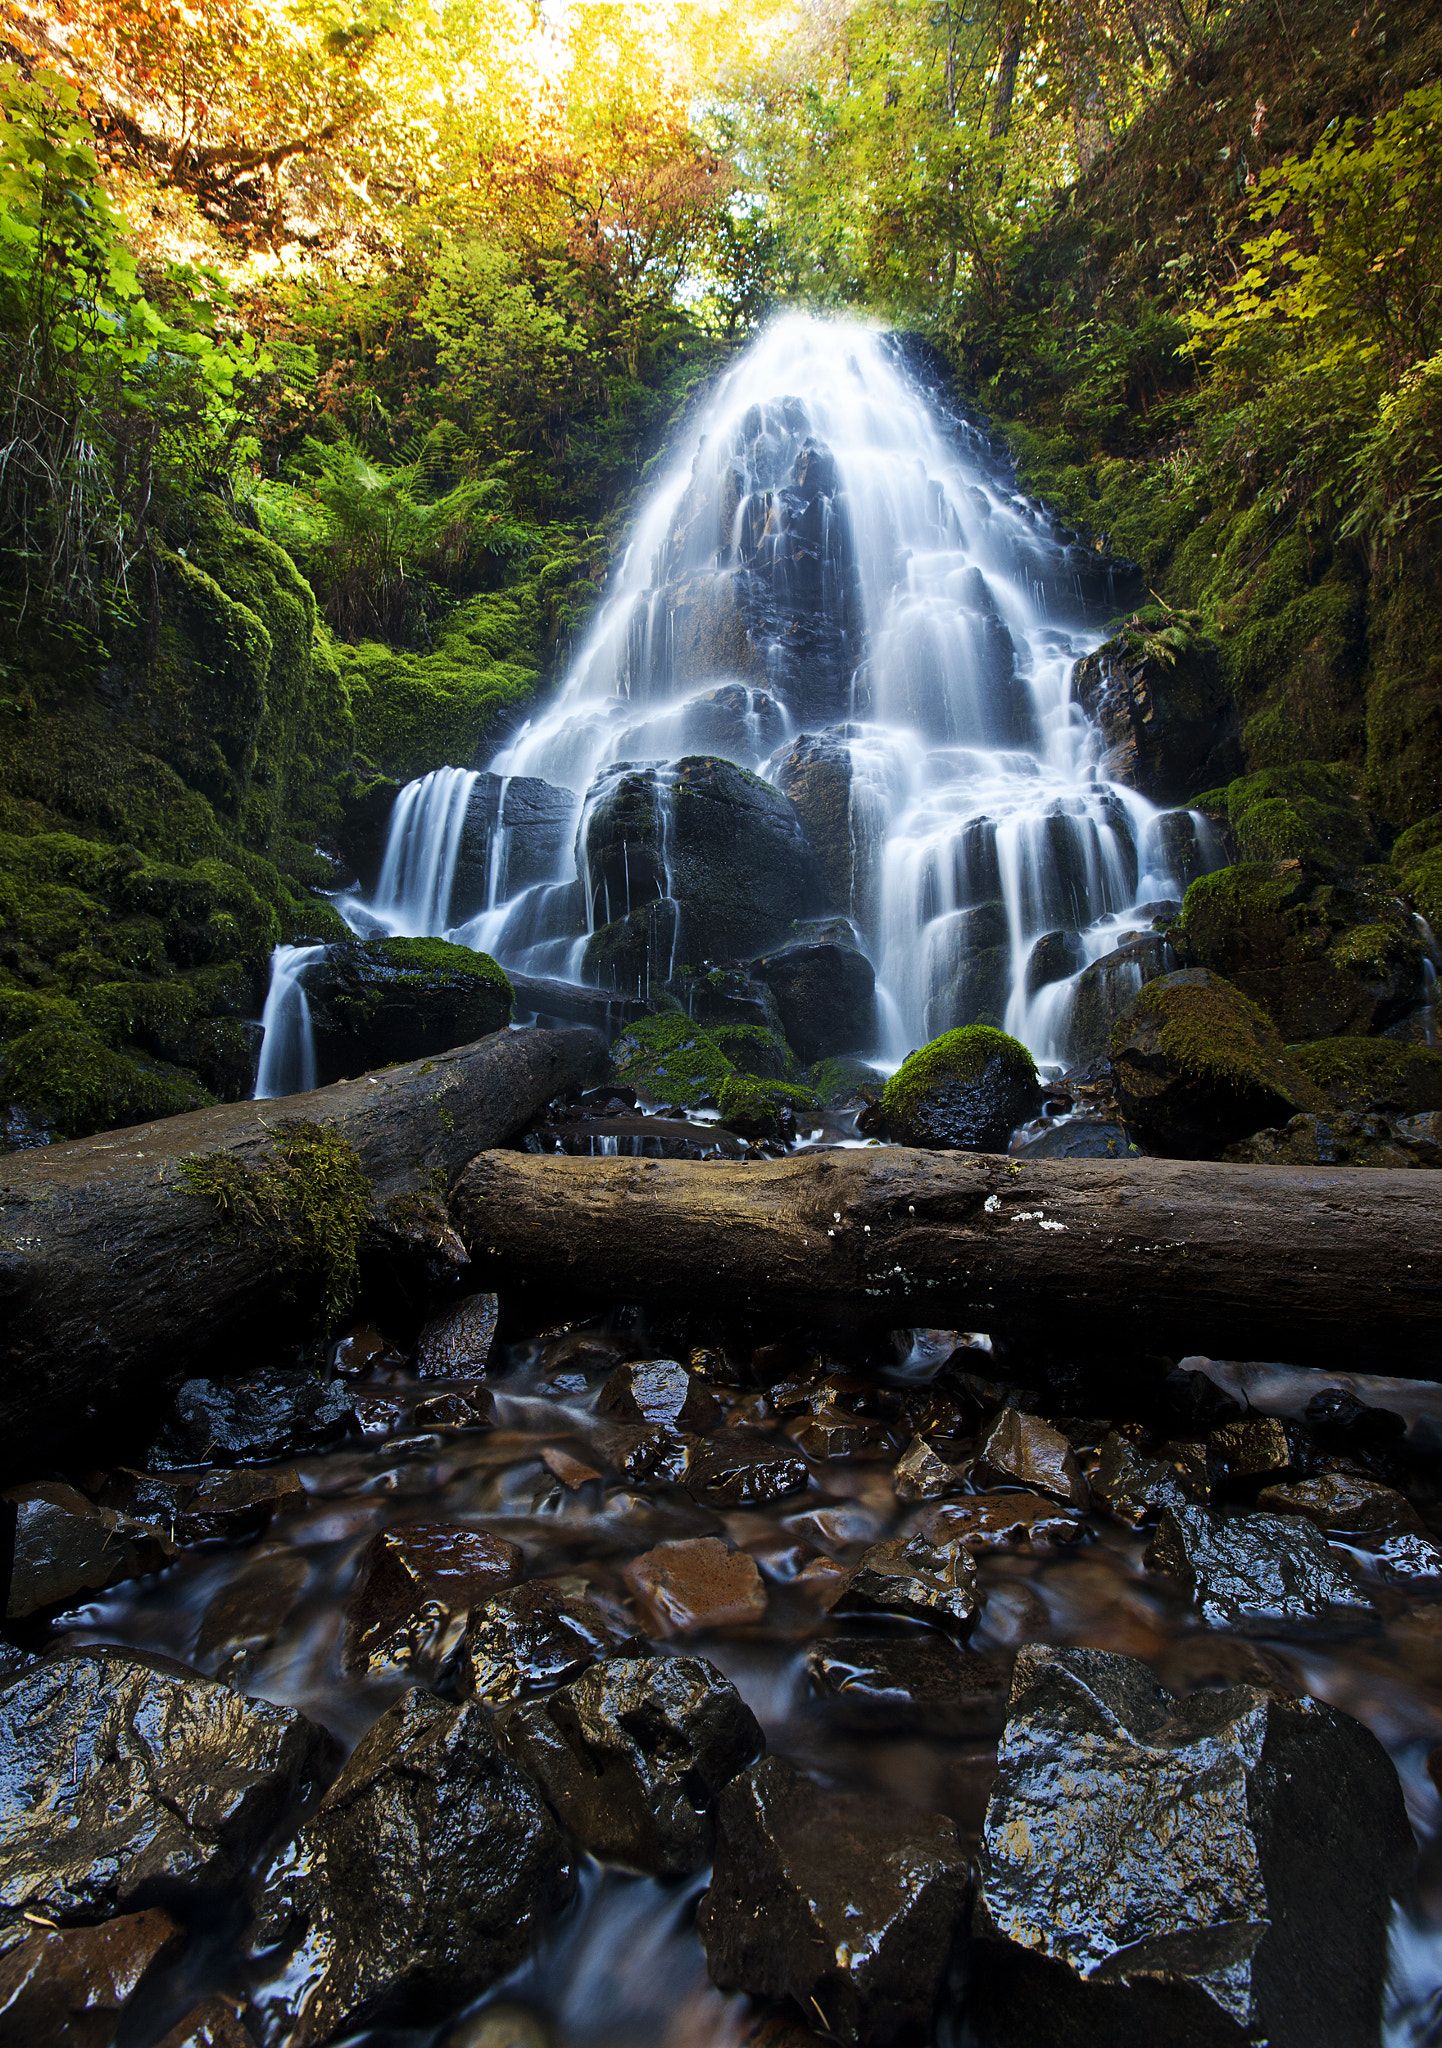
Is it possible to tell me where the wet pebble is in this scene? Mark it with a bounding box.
[343,1521,523,1676]
[624,1536,768,1636]
[0,1907,184,2048]
[2,1480,172,1619]
[458,1579,641,1701]
[976,1408,1089,1508]
[841,1533,981,1631]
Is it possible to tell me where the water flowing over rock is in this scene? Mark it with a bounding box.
[255,315,1219,1089]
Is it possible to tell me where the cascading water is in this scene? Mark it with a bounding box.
[254,312,1216,1093]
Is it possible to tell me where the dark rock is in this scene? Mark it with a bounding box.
[594,1421,695,1487]
[1065,935,1174,1066]
[699,1755,970,2047]
[787,1410,891,1460]
[155,1994,256,2048]
[892,1436,969,1501]
[777,732,865,915]
[1257,1472,1425,1538]
[1206,1417,1310,1493]
[681,964,786,1034]
[194,1549,310,1678]
[452,773,575,919]
[102,1464,304,1545]
[0,1907,184,2047]
[1011,1117,1142,1161]
[415,1292,501,1378]
[623,1537,768,1637]
[2,1481,172,1618]
[807,1637,1013,1737]
[150,1366,355,1468]
[0,1647,324,1942]
[503,1653,763,1876]
[978,1409,1089,1508]
[1089,1434,1191,1528]
[250,1689,573,2047]
[1025,928,1086,997]
[344,1523,523,1677]
[751,924,877,1063]
[918,1493,1084,1552]
[458,1580,641,1702]
[1072,624,1240,804]
[975,1644,1412,2048]
[689,1431,809,1507]
[881,1026,1040,1151]
[412,1387,495,1431]
[1145,1504,1372,1628]
[599,1358,722,1434]
[842,1533,981,1631]
[1225,1108,1442,1168]
[304,937,512,1085]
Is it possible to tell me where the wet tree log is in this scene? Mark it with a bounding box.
[0,1027,602,1466]
[454,1147,1442,1373]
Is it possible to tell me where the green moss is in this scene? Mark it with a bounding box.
[708,1024,795,1081]
[1,1005,209,1144]
[1400,846,1442,930]
[180,1118,372,1323]
[1289,1037,1442,1112]
[342,587,541,780]
[609,1012,736,1107]
[1193,764,1374,867]
[807,1055,884,1107]
[715,1072,820,1141]
[369,937,513,1002]
[881,1026,1037,1130]
[1115,974,1315,1106]
[1364,556,1442,829]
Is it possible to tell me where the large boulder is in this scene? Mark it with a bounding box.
[1145,1504,1373,1628]
[451,772,575,917]
[880,1025,1040,1150]
[0,1648,325,1945]
[2,1481,171,1619]
[699,1755,970,2046]
[751,920,878,1062]
[776,731,870,913]
[1072,614,1240,805]
[974,1645,1412,2048]
[1063,932,1175,1066]
[1108,969,1319,1158]
[303,937,512,1084]
[249,1689,573,2046]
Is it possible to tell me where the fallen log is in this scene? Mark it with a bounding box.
[0,1026,602,1466]
[454,1146,1442,1373]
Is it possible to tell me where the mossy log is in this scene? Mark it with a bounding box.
[0,1027,602,1468]
[453,1148,1442,1374]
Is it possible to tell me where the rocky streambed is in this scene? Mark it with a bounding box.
[3,1230,1442,2047]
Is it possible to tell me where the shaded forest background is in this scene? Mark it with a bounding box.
[1,0,1439,1142]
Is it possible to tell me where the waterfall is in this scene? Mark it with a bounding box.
[254,943,323,1098]
[255,311,1213,1095]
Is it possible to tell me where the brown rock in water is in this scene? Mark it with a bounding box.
[0,1908,184,2048]
[2,1480,173,1618]
[624,1537,768,1636]
[787,1410,891,1460]
[841,1534,981,1631]
[1088,1434,1192,1528]
[892,1436,969,1502]
[598,1358,721,1434]
[102,1464,304,1546]
[977,1409,1089,1508]
[1258,1471,1425,1538]
[807,1636,1013,1737]
[195,1548,310,1679]
[919,1492,1084,1551]
[416,1292,501,1378]
[541,1446,602,1490]
[155,1996,257,2048]
[688,1431,809,1507]
[344,1523,523,1677]
[699,1755,970,2047]
[250,1689,573,2047]
[458,1580,641,1702]
[412,1387,496,1432]
[1146,1504,1373,1629]
[1206,1417,1309,1493]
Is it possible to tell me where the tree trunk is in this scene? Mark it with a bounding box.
[990,16,1025,140]
[0,1027,602,1468]
[452,1148,1442,1374]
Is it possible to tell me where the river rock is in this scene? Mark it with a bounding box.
[1145,1504,1373,1628]
[841,1533,981,1631]
[103,1464,304,1545]
[807,1636,1013,1736]
[880,1026,1040,1150]
[150,1364,355,1468]
[918,1491,1084,1551]
[750,923,877,1062]
[689,1430,809,1507]
[0,1647,324,1943]
[599,1357,722,1434]
[0,1907,184,2045]
[787,1410,890,1460]
[344,1522,524,1677]
[1257,1471,1426,1538]
[1089,1433,1192,1527]
[623,1537,768,1636]
[699,1755,970,2047]
[413,1386,495,1431]
[892,1436,969,1501]
[304,936,513,1085]
[457,1580,641,1701]
[415,1292,501,1377]
[195,1547,311,1678]
[155,1994,256,2048]
[2,1480,172,1618]
[974,1644,1412,2048]
[1226,1107,1442,1168]
[1064,934,1175,1065]
[502,1653,763,1876]
[977,1408,1089,1508]
[1206,1417,1310,1494]
[1071,622,1239,804]
[250,1689,573,2047]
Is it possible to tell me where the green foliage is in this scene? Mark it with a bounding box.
[180,1119,372,1322]
[341,588,542,780]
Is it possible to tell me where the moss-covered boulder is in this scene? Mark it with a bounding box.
[808,1055,885,1109]
[715,1074,821,1144]
[1394,813,1442,932]
[881,1026,1040,1151]
[305,938,512,1085]
[1179,861,1426,1040]
[750,922,877,1064]
[1288,1038,1442,1114]
[1191,764,1376,869]
[707,1025,796,1082]
[1064,933,1174,1066]
[1108,968,1320,1158]
[1072,610,1240,805]
[1227,1111,1442,1169]
[609,1013,734,1108]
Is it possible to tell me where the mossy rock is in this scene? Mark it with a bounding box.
[1191,764,1375,869]
[608,1013,735,1109]
[0,1004,210,1147]
[1109,968,1321,1158]
[1364,556,1442,830]
[708,1025,796,1081]
[1179,860,1425,1040]
[880,1026,1040,1151]
[304,937,513,1085]
[808,1055,884,1108]
[715,1073,821,1144]
[1288,1038,1442,1115]
[1393,814,1442,931]
[1072,610,1240,804]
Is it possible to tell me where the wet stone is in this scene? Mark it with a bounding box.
[598,1357,722,1433]
[458,1579,641,1702]
[250,1688,573,2048]
[892,1436,969,1502]
[977,1408,1089,1508]
[974,1644,1413,2048]
[155,1994,256,2048]
[0,1646,325,1942]
[689,1430,809,1507]
[807,1636,1013,1737]
[1206,1417,1311,1493]
[502,1653,763,1876]
[412,1387,496,1431]
[150,1365,355,1468]
[103,1464,304,1545]
[540,1446,602,1491]
[918,1492,1083,1552]
[416,1292,501,1378]
[1145,1503,1373,1629]
[787,1410,891,1460]
[1256,1471,1425,1539]
[1089,1433,1192,1528]
[0,1907,184,2047]
[624,1537,768,1637]
[344,1522,523,1677]
[195,1548,310,1678]
[842,1533,981,1631]
[595,1421,695,1487]
[699,1755,971,2048]
[2,1480,172,1618]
